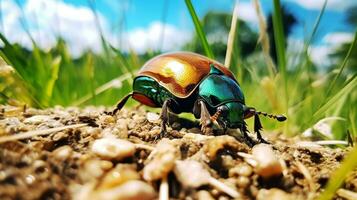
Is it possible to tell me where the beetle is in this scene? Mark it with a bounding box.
[107,52,286,145]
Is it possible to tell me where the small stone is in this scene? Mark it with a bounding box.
[146,112,160,123]
[24,115,52,124]
[197,190,215,200]
[91,138,135,160]
[174,160,211,187]
[25,174,36,184]
[99,115,116,126]
[143,139,179,181]
[171,122,181,130]
[93,180,156,200]
[80,160,113,182]
[236,176,250,188]
[98,164,140,189]
[252,144,283,179]
[52,145,73,160]
[256,188,292,200]
[229,163,253,177]
[204,135,248,160]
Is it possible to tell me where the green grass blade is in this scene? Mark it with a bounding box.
[317,145,357,200]
[326,31,357,97]
[311,75,357,124]
[272,0,286,73]
[44,56,61,106]
[272,0,288,132]
[184,0,214,59]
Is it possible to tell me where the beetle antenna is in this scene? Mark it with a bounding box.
[255,110,287,122]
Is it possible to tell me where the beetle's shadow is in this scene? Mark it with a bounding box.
[167,112,235,136]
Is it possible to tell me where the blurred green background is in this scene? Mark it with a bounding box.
[0,0,356,140]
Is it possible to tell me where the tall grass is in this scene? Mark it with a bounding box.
[0,1,356,197]
[184,0,214,59]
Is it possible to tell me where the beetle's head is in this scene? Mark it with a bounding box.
[199,64,287,129]
[214,103,287,129]
[214,101,245,129]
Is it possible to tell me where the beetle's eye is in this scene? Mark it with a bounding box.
[209,95,221,105]
[218,105,229,117]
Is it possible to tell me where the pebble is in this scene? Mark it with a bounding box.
[252,144,283,179]
[236,176,250,188]
[98,115,116,126]
[204,135,248,160]
[93,180,156,200]
[146,112,160,123]
[91,138,135,160]
[143,139,178,181]
[24,115,53,124]
[174,160,211,188]
[256,188,292,200]
[80,160,113,182]
[52,145,73,160]
[197,190,215,200]
[98,164,140,189]
[229,163,253,177]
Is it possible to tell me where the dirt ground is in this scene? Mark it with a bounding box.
[0,105,355,200]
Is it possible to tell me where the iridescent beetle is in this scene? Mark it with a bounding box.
[108,52,286,145]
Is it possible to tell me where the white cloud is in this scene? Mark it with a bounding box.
[288,0,357,11]
[236,2,258,24]
[309,45,334,67]
[0,0,191,57]
[119,22,192,54]
[308,32,353,67]
[323,32,354,45]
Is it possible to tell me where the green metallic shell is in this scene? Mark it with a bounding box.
[198,74,245,108]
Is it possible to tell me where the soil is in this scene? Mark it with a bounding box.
[0,105,355,200]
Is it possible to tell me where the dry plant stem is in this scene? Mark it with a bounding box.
[72,73,132,106]
[279,159,288,176]
[159,175,169,200]
[208,177,241,198]
[134,143,154,151]
[252,0,276,76]
[0,124,87,143]
[337,189,357,200]
[237,152,258,166]
[295,161,313,190]
[224,0,239,68]
[315,140,348,146]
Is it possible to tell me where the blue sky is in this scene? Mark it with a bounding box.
[0,0,355,64]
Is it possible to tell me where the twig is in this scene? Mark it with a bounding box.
[337,189,357,200]
[134,143,155,151]
[295,161,314,190]
[315,140,348,146]
[159,175,169,200]
[237,152,258,166]
[0,124,87,143]
[208,177,241,198]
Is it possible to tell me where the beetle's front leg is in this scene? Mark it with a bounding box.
[193,100,213,135]
[158,98,178,139]
[240,123,255,147]
[106,93,133,115]
[254,114,269,144]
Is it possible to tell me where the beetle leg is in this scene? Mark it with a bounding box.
[240,123,255,147]
[157,98,178,140]
[254,114,269,144]
[159,100,169,139]
[198,101,213,135]
[106,93,133,115]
